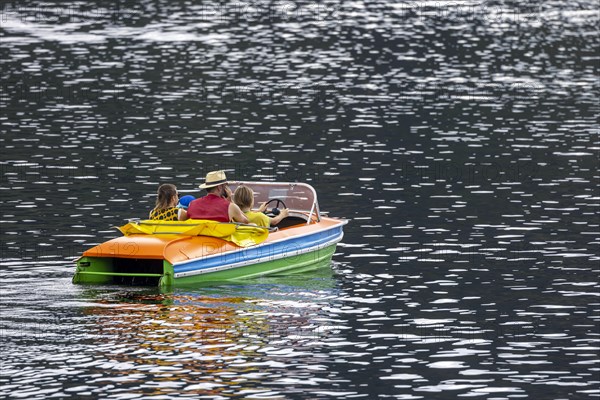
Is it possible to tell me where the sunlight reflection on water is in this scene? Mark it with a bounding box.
[1,0,599,398]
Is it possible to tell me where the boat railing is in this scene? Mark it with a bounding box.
[122,219,278,234]
[232,222,278,233]
[307,201,321,224]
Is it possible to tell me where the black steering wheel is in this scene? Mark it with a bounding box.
[263,198,287,216]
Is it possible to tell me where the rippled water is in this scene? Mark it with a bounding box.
[1,0,599,398]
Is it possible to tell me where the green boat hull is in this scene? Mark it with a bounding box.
[73,243,338,287]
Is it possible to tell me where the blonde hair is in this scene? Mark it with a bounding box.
[154,184,177,211]
[233,186,254,210]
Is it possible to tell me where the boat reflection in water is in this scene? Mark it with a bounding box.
[76,271,345,396]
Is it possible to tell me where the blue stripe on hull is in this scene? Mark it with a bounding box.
[173,225,343,275]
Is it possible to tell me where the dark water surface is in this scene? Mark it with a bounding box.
[1,0,599,398]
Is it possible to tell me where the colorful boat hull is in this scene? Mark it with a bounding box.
[74,217,346,287]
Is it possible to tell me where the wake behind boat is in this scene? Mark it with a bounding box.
[73,182,347,286]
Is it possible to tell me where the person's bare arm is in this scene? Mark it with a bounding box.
[257,202,267,213]
[229,203,249,223]
[269,208,289,225]
[178,208,188,221]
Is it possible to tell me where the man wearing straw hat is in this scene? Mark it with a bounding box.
[184,170,249,223]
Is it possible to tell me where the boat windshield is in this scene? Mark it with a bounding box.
[229,181,320,219]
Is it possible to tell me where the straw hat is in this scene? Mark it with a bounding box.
[200,170,228,189]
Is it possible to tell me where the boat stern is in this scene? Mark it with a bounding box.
[73,235,177,286]
[73,256,174,286]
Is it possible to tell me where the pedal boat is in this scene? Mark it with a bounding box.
[73,182,347,287]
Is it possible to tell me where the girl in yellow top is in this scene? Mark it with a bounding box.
[149,184,185,221]
[233,185,289,227]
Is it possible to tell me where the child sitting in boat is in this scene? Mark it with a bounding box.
[177,195,195,210]
[174,195,195,221]
[149,184,185,221]
[233,185,289,227]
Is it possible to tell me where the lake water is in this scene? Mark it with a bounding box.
[1,0,599,398]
